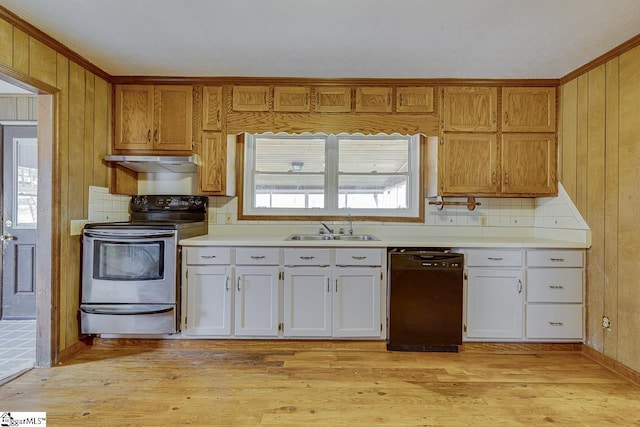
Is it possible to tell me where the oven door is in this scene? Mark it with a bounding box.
[82,229,177,304]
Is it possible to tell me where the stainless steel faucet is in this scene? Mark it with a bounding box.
[347,214,353,235]
[320,222,333,234]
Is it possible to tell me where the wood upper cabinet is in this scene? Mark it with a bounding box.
[202,86,223,130]
[502,87,556,132]
[439,133,499,195]
[273,86,310,112]
[501,133,557,195]
[355,87,392,113]
[396,86,434,113]
[232,85,270,111]
[198,132,227,195]
[115,84,193,152]
[442,87,498,132]
[315,86,352,112]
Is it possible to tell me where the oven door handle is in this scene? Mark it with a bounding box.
[80,305,174,316]
[84,231,176,239]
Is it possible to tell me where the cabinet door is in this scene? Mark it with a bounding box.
[234,266,279,336]
[202,86,223,130]
[273,86,310,112]
[185,266,232,336]
[501,133,557,195]
[232,86,270,111]
[466,268,523,339]
[315,86,351,112]
[396,86,434,113]
[440,133,499,195]
[154,85,193,151]
[198,132,226,194]
[502,87,556,132]
[283,268,332,337]
[333,268,381,337]
[355,87,392,112]
[114,85,154,151]
[442,87,498,132]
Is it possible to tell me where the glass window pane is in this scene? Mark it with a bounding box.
[254,173,325,208]
[339,175,408,209]
[14,138,38,227]
[338,137,408,173]
[255,137,325,173]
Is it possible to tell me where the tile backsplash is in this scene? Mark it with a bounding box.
[88,186,130,222]
[207,182,588,231]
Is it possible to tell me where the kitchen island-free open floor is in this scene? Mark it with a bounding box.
[0,340,638,426]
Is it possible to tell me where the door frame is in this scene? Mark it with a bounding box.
[0,67,59,368]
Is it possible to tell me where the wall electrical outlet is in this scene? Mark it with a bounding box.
[225,213,233,224]
[480,216,487,226]
[602,315,612,330]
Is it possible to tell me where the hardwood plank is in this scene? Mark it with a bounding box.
[560,79,577,200]
[0,341,639,426]
[586,64,606,352]
[0,17,12,66]
[604,57,619,360]
[28,36,56,87]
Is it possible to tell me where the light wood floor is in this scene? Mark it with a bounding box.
[1,340,639,426]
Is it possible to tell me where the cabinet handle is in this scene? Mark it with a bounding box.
[237,277,241,292]
[153,129,158,143]
[216,110,220,123]
[299,256,315,260]
[327,277,330,293]
[504,172,509,185]
[305,93,309,106]
[352,256,367,260]
[493,111,497,123]
[504,111,509,124]
[225,276,229,291]
[264,91,267,104]
[549,322,564,327]
[550,258,565,262]
[335,278,339,293]
[517,279,522,294]
[549,285,564,289]
[492,172,497,185]
[316,92,321,107]
[387,94,391,106]
[200,255,216,259]
[250,255,266,260]
[399,93,404,106]
[147,129,151,142]
[488,257,503,261]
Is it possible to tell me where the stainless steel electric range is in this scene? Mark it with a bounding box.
[80,195,208,335]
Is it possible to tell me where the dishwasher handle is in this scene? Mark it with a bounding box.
[390,251,464,270]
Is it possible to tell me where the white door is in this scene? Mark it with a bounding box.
[283,267,332,337]
[234,266,279,336]
[333,267,381,337]
[466,268,523,339]
[185,266,232,336]
[1,124,37,319]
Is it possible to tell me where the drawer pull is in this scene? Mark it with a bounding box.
[327,277,330,293]
[299,256,315,260]
[550,258,565,262]
[549,322,564,327]
[488,257,503,261]
[352,256,367,260]
[250,255,266,260]
[201,255,217,259]
[549,285,564,289]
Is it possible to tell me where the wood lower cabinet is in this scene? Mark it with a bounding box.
[115,84,193,152]
[440,133,499,195]
[502,87,556,132]
[501,133,557,195]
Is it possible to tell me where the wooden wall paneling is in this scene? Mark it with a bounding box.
[575,74,589,217]
[83,71,95,218]
[0,95,36,120]
[12,27,28,74]
[617,44,640,373]
[66,60,85,350]
[604,57,619,360]
[56,53,70,351]
[93,77,109,187]
[0,18,12,66]
[29,37,56,87]
[560,80,578,199]
[586,64,606,352]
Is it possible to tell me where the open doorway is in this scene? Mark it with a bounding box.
[0,79,38,382]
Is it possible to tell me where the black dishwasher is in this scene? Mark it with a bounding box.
[387,248,464,352]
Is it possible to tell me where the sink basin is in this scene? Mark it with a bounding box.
[285,234,379,241]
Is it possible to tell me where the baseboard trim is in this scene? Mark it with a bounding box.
[56,338,93,364]
[581,344,640,387]
[460,342,582,353]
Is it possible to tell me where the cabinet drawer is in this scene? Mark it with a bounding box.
[284,248,330,266]
[526,304,583,339]
[466,249,522,267]
[236,247,280,265]
[526,250,583,267]
[527,268,583,303]
[186,247,231,265]
[335,248,382,266]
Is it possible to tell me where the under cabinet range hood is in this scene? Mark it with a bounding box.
[104,154,198,173]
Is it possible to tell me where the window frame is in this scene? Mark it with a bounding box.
[240,132,423,221]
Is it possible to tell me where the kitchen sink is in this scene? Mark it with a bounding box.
[285,234,379,241]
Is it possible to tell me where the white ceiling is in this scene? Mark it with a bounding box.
[2,0,640,79]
